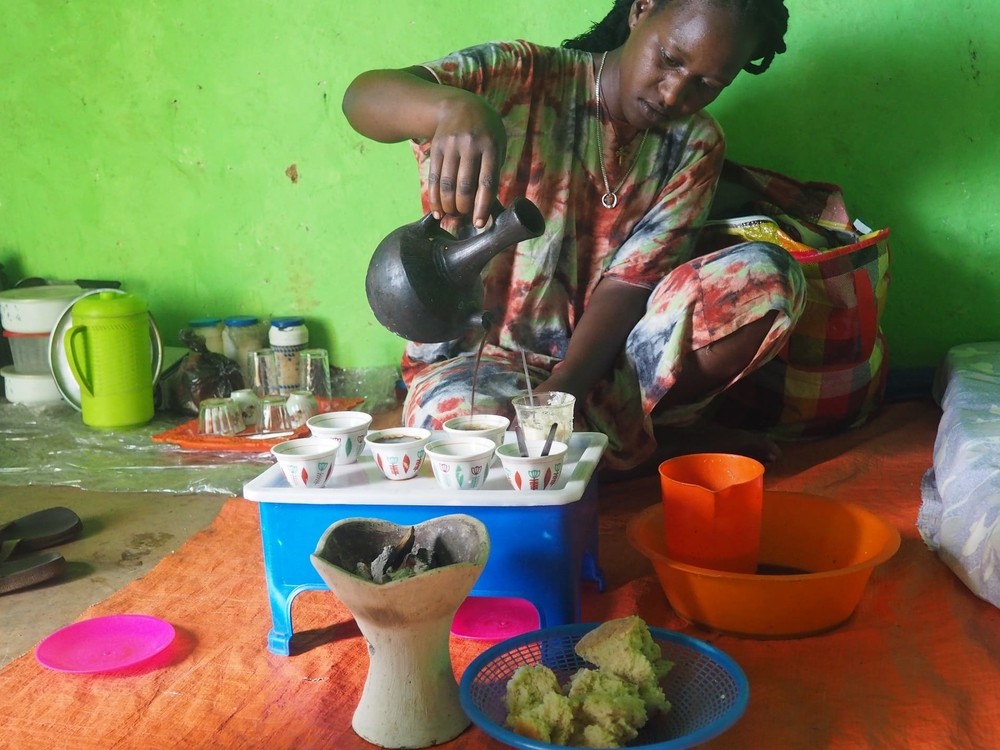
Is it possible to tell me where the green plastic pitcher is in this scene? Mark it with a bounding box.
[64,291,154,429]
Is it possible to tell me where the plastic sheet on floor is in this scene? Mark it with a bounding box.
[0,401,269,496]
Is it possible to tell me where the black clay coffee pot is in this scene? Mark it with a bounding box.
[365,198,545,343]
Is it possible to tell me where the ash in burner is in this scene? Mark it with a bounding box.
[356,526,440,583]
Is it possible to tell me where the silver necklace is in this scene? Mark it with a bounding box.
[595,51,649,209]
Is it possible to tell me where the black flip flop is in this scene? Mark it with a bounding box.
[0,507,83,557]
[0,551,66,595]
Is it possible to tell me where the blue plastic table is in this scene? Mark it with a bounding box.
[243,432,608,655]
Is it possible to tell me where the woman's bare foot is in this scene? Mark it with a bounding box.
[653,420,781,464]
[599,420,781,482]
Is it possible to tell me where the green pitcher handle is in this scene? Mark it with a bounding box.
[64,325,94,398]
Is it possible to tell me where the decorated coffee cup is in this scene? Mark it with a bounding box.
[442,414,510,448]
[307,410,374,465]
[365,427,431,481]
[425,436,497,491]
[271,436,341,488]
[496,439,568,491]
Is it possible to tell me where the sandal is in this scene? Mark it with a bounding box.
[0,507,83,556]
[0,551,66,595]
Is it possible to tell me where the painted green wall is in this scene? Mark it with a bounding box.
[2,2,997,370]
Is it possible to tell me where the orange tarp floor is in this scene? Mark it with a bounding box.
[2,399,998,750]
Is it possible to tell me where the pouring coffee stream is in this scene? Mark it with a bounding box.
[365,197,545,344]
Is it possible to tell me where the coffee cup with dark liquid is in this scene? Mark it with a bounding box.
[365,427,432,481]
[442,414,510,448]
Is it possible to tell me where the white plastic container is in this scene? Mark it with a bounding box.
[1,366,63,404]
[4,331,50,374]
[0,284,82,333]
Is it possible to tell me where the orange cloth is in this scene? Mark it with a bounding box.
[2,400,998,749]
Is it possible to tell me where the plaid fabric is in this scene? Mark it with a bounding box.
[705,161,892,439]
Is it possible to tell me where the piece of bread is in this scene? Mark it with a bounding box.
[504,665,575,745]
[575,615,673,716]
[565,668,647,747]
[503,617,674,748]
[575,615,673,684]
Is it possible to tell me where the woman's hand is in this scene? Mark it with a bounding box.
[342,66,506,228]
[536,277,650,400]
[425,91,507,227]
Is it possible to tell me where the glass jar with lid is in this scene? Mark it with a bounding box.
[268,316,309,394]
[223,316,266,381]
[187,317,224,355]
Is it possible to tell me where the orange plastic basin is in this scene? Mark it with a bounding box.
[626,490,901,638]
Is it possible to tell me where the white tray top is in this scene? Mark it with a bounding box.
[243,431,608,507]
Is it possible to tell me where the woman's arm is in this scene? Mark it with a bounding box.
[342,66,506,226]
[537,277,650,401]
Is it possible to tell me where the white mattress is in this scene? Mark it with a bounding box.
[918,341,1000,608]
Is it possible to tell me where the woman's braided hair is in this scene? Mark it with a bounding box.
[562,0,788,74]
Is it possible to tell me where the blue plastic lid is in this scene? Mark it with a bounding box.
[270,316,305,330]
[189,317,222,328]
[223,316,260,327]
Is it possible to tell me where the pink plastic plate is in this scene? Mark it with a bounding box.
[35,614,176,673]
[451,596,540,641]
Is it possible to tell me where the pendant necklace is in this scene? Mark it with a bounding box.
[595,51,649,209]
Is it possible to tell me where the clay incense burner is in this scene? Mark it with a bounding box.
[311,514,490,748]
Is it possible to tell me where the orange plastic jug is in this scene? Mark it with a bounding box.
[658,453,764,573]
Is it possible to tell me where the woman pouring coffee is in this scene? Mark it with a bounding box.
[343,0,805,475]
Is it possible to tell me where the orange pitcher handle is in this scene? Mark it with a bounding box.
[64,325,94,398]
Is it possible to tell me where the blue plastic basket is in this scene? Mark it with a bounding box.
[459,622,749,750]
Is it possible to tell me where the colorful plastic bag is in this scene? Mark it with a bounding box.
[703,161,892,439]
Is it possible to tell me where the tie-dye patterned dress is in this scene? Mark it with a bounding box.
[400,41,804,470]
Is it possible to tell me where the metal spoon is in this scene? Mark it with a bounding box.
[515,422,529,457]
[541,423,558,457]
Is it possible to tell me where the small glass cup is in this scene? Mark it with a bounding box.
[512,391,576,443]
[285,390,319,428]
[259,394,293,434]
[230,388,260,430]
[299,348,332,399]
[246,348,279,397]
[197,398,245,436]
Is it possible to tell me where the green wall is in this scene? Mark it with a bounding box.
[2,1,998,370]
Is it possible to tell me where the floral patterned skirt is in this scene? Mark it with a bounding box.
[401,241,805,471]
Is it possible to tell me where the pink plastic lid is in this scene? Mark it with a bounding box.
[35,614,176,673]
[451,596,540,641]
[3,330,47,338]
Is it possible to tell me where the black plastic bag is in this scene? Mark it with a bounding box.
[155,329,245,416]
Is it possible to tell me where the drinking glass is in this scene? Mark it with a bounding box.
[511,391,575,443]
[246,348,279,397]
[285,390,319,428]
[299,348,332,398]
[259,395,293,433]
[197,398,245,436]
[230,389,260,431]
